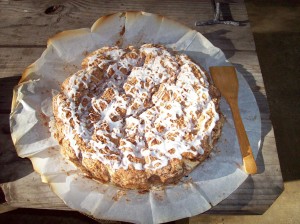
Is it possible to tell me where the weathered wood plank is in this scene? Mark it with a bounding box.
[1,172,68,210]
[0,48,44,78]
[0,0,254,51]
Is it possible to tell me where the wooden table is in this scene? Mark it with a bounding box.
[0,0,283,220]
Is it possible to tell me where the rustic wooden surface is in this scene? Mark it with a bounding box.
[0,0,283,220]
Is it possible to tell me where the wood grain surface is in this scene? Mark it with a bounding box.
[0,0,283,219]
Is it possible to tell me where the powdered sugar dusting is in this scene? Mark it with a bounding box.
[54,44,220,172]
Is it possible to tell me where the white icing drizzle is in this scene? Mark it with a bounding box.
[54,44,220,172]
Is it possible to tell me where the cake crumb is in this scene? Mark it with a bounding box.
[112,190,127,201]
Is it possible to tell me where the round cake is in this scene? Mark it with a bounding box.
[52,44,223,190]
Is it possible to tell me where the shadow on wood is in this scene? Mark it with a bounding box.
[0,76,21,114]
[0,76,34,184]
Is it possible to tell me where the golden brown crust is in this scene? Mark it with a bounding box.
[112,168,149,190]
[82,158,110,183]
[147,158,184,184]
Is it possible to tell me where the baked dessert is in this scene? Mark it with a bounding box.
[52,44,223,190]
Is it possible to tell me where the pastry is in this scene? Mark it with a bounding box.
[52,44,223,190]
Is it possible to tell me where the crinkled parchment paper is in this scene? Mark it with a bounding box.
[10,12,261,223]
